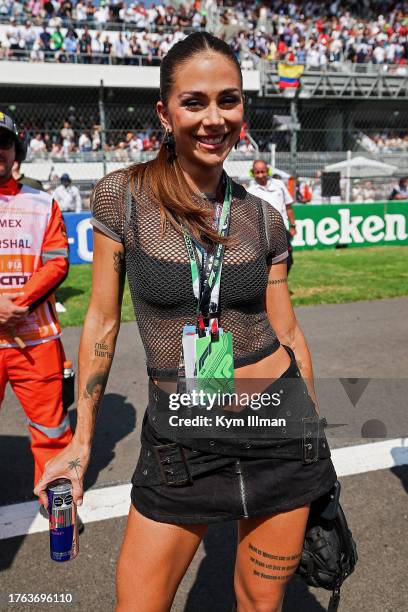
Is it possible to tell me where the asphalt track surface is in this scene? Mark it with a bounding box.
[1,297,408,612]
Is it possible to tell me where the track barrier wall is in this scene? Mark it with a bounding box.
[64,200,408,264]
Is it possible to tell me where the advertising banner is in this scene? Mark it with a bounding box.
[291,201,408,250]
[64,201,408,264]
[63,213,93,265]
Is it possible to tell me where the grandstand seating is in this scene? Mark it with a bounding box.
[1,1,407,205]
[0,1,406,70]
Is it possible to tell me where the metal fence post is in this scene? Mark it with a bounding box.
[270,143,276,170]
[346,149,351,202]
[99,79,107,177]
[290,98,298,176]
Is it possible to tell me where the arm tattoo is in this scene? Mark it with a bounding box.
[113,250,125,274]
[82,370,108,414]
[267,278,287,285]
[94,341,113,359]
[113,251,126,305]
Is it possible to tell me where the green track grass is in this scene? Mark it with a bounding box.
[57,245,408,328]
[289,245,408,306]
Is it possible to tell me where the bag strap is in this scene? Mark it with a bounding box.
[328,587,341,612]
[326,503,357,612]
[336,503,358,570]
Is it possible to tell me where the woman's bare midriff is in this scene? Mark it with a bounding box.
[154,343,291,397]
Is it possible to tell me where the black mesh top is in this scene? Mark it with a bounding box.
[90,168,288,379]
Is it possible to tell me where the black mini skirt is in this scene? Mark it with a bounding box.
[131,348,337,525]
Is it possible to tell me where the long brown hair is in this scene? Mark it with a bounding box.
[129,32,243,244]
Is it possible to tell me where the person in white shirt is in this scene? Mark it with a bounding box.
[29,133,47,156]
[114,33,126,64]
[94,5,109,24]
[91,31,103,62]
[78,131,92,152]
[52,174,82,213]
[307,44,321,69]
[241,52,255,70]
[129,134,144,153]
[373,41,386,64]
[75,1,87,22]
[247,160,297,275]
[20,22,36,50]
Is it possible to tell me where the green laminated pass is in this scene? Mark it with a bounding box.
[195,332,235,395]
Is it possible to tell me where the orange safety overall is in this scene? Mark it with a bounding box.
[0,177,72,486]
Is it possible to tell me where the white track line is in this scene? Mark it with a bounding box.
[1,438,407,540]
[332,438,408,477]
[0,483,132,540]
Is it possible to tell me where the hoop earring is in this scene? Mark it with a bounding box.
[163,129,177,162]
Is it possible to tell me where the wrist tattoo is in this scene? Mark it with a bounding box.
[267,278,287,285]
[113,251,125,274]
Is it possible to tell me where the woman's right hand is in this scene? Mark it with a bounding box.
[33,437,91,511]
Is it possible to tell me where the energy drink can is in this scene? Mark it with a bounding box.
[47,478,79,562]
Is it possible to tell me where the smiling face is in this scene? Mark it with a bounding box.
[157,52,244,179]
[252,160,269,186]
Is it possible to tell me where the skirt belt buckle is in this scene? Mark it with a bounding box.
[154,442,193,486]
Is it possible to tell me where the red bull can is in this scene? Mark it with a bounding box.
[47,478,79,562]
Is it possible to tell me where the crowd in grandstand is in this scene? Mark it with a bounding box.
[370,131,408,151]
[0,1,206,29]
[223,1,408,68]
[27,123,160,160]
[0,1,407,68]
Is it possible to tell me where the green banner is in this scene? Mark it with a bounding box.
[291,201,408,250]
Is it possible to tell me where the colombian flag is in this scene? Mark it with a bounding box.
[278,63,304,89]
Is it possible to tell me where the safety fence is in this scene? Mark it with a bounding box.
[2,79,408,199]
[3,45,408,78]
[0,50,163,66]
[3,82,407,161]
[22,151,408,208]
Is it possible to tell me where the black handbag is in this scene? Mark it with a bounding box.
[296,483,358,612]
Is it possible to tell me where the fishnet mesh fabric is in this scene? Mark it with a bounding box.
[91,169,288,378]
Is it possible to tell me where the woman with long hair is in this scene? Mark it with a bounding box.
[35,32,336,612]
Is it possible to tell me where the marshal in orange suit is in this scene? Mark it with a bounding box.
[0,112,73,487]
